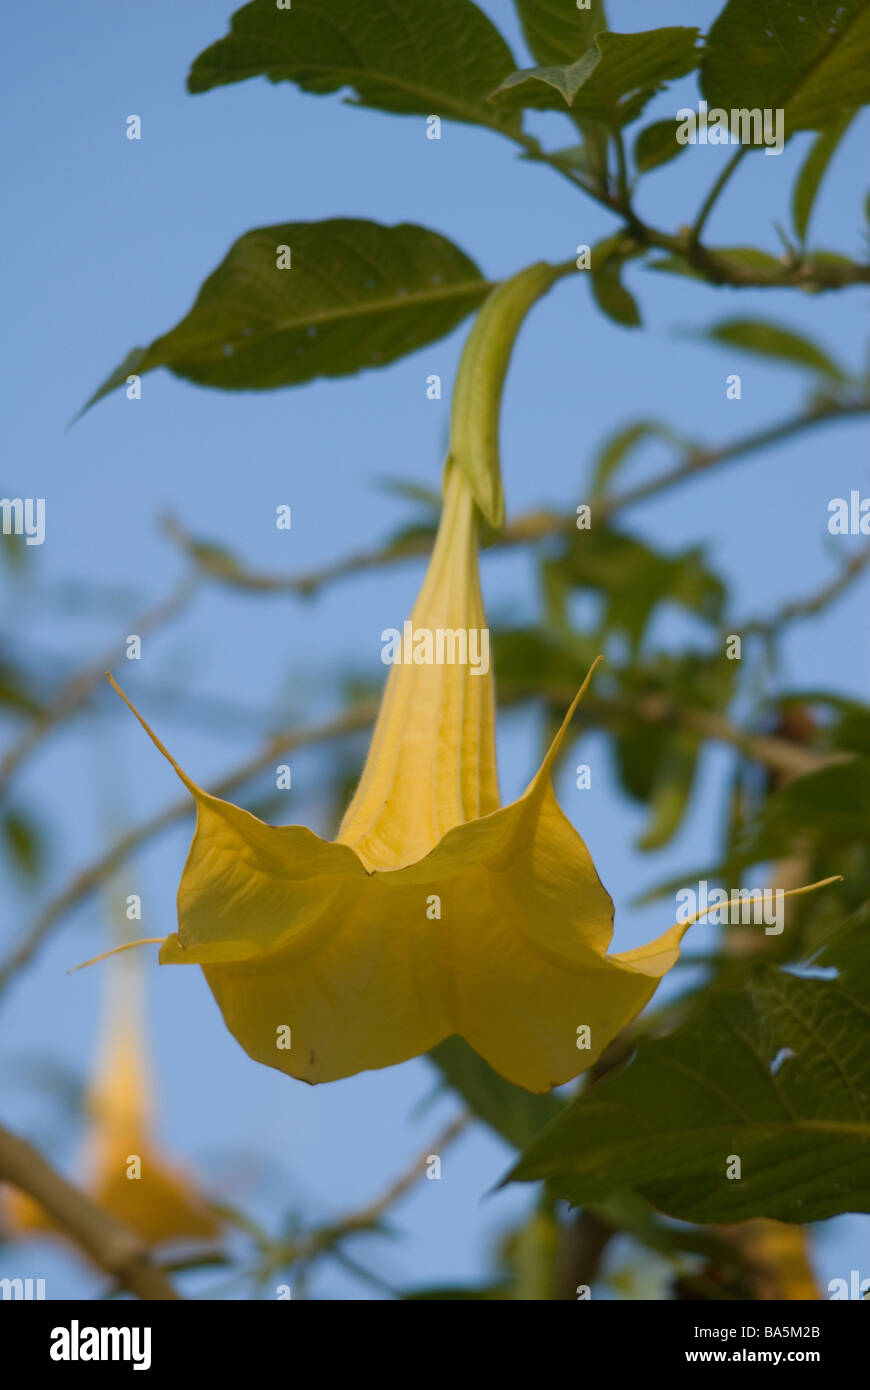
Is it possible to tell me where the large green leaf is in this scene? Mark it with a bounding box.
[702,1,870,134]
[513,0,607,66]
[81,220,489,410]
[187,0,520,132]
[429,1038,562,1149]
[492,28,700,125]
[509,961,870,1223]
[699,317,847,381]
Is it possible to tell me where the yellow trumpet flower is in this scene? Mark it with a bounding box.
[107,459,721,1094]
[6,953,218,1247]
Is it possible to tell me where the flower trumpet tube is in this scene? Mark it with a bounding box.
[101,266,836,1092]
[103,459,834,1093]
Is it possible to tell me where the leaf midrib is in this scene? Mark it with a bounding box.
[783,4,870,117]
[151,278,494,365]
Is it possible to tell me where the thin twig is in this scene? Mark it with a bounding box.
[163,399,870,598]
[0,576,199,802]
[0,1120,181,1300]
[690,146,750,244]
[515,131,870,290]
[735,537,870,638]
[278,1113,470,1264]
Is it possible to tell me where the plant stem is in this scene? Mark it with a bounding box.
[691,145,750,243]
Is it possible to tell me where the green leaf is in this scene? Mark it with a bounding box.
[648,244,784,285]
[591,418,688,492]
[564,528,725,646]
[0,662,43,715]
[792,113,856,245]
[188,0,520,132]
[81,220,489,411]
[646,254,705,281]
[2,809,44,880]
[513,1,612,183]
[755,757,870,847]
[492,27,700,125]
[700,317,847,381]
[514,0,607,66]
[702,1,870,135]
[429,1037,562,1149]
[590,236,641,327]
[637,733,700,851]
[632,118,686,173]
[508,962,870,1223]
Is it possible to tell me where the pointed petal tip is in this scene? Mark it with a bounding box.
[533,653,605,787]
[105,671,201,797]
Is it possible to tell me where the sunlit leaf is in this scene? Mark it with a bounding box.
[81,220,489,412]
[188,0,520,132]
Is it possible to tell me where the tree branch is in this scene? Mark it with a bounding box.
[0,1121,181,1300]
[735,537,870,638]
[0,577,199,803]
[162,397,870,597]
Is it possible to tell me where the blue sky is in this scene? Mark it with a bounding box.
[2,0,869,1297]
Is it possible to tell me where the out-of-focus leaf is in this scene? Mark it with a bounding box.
[1,809,44,880]
[375,478,441,512]
[493,28,700,124]
[702,0,870,134]
[646,253,706,281]
[507,1199,561,1299]
[792,114,856,244]
[700,317,847,381]
[514,0,607,66]
[188,0,520,132]
[591,419,689,493]
[563,528,725,647]
[633,118,686,173]
[508,959,870,1223]
[590,236,641,327]
[708,247,784,274]
[649,246,784,282]
[514,0,612,184]
[429,1037,562,1149]
[752,756,869,848]
[637,733,700,851]
[0,661,44,716]
[81,221,489,411]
